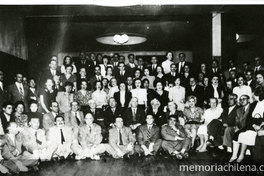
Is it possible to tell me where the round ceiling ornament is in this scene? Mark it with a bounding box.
[96,33,147,45]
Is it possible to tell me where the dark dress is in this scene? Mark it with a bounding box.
[149,90,169,109]
[39,89,57,112]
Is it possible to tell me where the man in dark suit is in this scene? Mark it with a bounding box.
[253,56,264,75]
[245,70,256,91]
[136,57,145,73]
[207,94,239,150]
[185,77,204,108]
[126,54,137,76]
[42,101,59,132]
[208,59,222,77]
[0,70,7,109]
[113,82,132,109]
[135,114,162,156]
[176,53,192,75]
[89,65,103,90]
[125,97,145,132]
[147,98,167,128]
[27,78,38,104]
[163,63,177,85]
[8,73,29,109]
[0,101,14,134]
[38,59,60,89]
[112,53,120,76]
[75,52,88,73]
[205,75,224,103]
[149,56,159,76]
[103,98,123,128]
[115,62,130,84]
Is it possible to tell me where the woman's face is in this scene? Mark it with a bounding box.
[135,70,141,78]
[156,82,163,91]
[103,58,108,64]
[107,68,112,75]
[188,98,196,108]
[256,74,264,85]
[156,67,162,73]
[198,73,204,81]
[175,78,181,86]
[201,64,206,71]
[16,104,24,114]
[46,79,53,89]
[65,57,71,64]
[144,69,150,76]
[102,79,108,87]
[111,79,117,86]
[204,78,209,86]
[66,67,72,74]
[166,52,173,61]
[96,82,102,90]
[81,81,87,90]
[237,77,244,86]
[120,83,126,91]
[135,80,141,88]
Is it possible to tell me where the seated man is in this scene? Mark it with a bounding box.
[161,115,191,160]
[2,122,38,172]
[19,116,52,161]
[125,97,145,132]
[43,101,59,132]
[103,98,123,128]
[64,101,84,128]
[108,116,136,159]
[47,115,84,160]
[135,114,162,156]
[78,113,110,160]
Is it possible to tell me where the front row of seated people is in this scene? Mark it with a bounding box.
[0,109,191,174]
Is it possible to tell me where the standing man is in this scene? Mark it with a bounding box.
[176,53,192,75]
[0,70,7,109]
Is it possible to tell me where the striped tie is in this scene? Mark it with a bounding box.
[19,85,24,99]
[147,126,151,140]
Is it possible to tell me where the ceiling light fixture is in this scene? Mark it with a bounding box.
[96,33,147,45]
[113,34,129,44]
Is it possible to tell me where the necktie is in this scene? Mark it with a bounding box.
[0,82,3,91]
[132,109,136,122]
[35,131,42,145]
[88,126,92,133]
[147,126,151,140]
[178,62,182,73]
[19,85,24,99]
[242,107,245,115]
[119,129,123,145]
[75,112,80,126]
[255,67,258,73]
[60,129,65,144]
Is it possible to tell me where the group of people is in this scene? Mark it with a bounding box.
[0,51,264,174]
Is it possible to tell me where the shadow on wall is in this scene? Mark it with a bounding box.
[0,51,29,86]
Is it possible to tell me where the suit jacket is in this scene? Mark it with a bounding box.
[75,59,89,73]
[161,124,187,141]
[114,91,132,109]
[64,110,85,128]
[126,63,137,76]
[125,107,146,126]
[87,108,104,125]
[185,85,204,108]
[7,83,28,105]
[219,105,239,126]
[0,81,7,109]
[27,87,38,103]
[176,61,192,75]
[38,69,60,88]
[149,64,159,76]
[163,72,177,84]
[43,112,56,131]
[208,68,222,77]
[147,108,167,127]
[2,134,22,159]
[109,126,136,149]
[247,80,256,92]
[115,71,130,84]
[235,105,250,129]
[89,75,103,90]
[103,107,124,127]
[19,127,47,153]
[78,123,102,148]
[47,125,74,145]
[0,112,15,134]
[137,124,160,145]
[205,85,224,101]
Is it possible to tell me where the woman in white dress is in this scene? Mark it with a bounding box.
[99,56,112,77]
[169,77,185,111]
[161,51,174,74]
[108,78,119,98]
[131,78,147,110]
[91,81,108,109]
[196,98,223,152]
[233,74,253,103]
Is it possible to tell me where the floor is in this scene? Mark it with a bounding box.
[17,151,263,176]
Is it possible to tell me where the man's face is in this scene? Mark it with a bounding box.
[131,98,138,108]
[53,76,60,84]
[49,60,57,70]
[80,52,85,60]
[256,74,264,85]
[30,103,38,112]
[95,82,101,90]
[212,76,219,85]
[89,101,96,109]
[0,71,4,81]
[29,79,36,88]
[151,101,160,110]
[80,68,86,77]
[138,58,144,65]
[118,63,125,72]
[230,71,236,79]
[255,57,261,66]
[168,102,176,112]
[212,61,218,68]
[30,118,40,130]
[239,96,249,106]
[115,118,123,129]
[127,77,133,85]
[135,70,141,78]
[151,57,157,64]
[184,65,190,73]
[3,105,13,115]
[113,54,119,62]
[179,54,185,62]
[228,95,236,106]
[128,55,134,63]
[119,56,125,63]
[51,102,59,113]
[16,74,23,83]
[85,114,94,126]
[146,115,154,125]
[228,60,234,68]
[111,79,117,86]
[66,66,73,74]
[8,123,19,135]
[95,67,101,75]
[135,80,141,88]
[143,81,149,89]
[120,83,126,91]
[16,104,24,114]
[109,98,117,108]
[55,117,65,127]
[81,81,87,90]
[90,53,96,61]
[170,65,176,72]
[71,102,79,112]
[189,78,196,87]
[243,63,249,70]
[245,71,252,81]
[226,81,232,90]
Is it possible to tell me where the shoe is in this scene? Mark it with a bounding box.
[206,140,215,148]
[182,152,189,159]
[123,154,131,159]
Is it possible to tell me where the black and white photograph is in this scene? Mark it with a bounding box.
[0,1,264,175]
